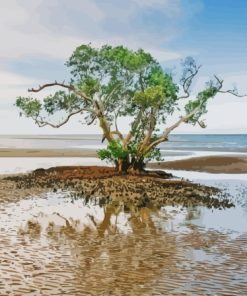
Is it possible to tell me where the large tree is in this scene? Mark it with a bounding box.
[16,44,245,173]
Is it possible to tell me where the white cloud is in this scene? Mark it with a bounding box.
[174,100,247,134]
[0,0,184,60]
[148,48,181,62]
[0,71,38,86]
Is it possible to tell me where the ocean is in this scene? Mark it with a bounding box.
[0,134,246,154]
[0,134,246,151]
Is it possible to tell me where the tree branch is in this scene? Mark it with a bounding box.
[146,106,201,152]
[28,81,93,102]
[178,65,201,100]
[113,111,124,141]
[103,82,121,103]
[218,89,247,97]
[34,108,93,128]
[139,107,157,152]
[123,108,143,146]
[214,75,247,97]
[111,130,124,140]
[87,115,97,125]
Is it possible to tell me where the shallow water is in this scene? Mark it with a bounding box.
[0,179,247,295]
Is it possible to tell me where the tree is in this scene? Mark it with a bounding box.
[16,44,246,173]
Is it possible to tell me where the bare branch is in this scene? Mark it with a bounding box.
[139,107,157,152]
[34,108,94,128]
[28,82,73,93]
[111,130,124,140]
[178,65,202,100]
[113,111,124,141]
[214,75,223,87]
[28,81,93,102]
[218,89,247,97]
[123,108,143,146]
[87,115,97,125]
[213,75,247,97]
[146,106,201,152]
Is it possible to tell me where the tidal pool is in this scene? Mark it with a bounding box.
[0,180,247,295]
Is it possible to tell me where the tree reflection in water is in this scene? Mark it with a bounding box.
[17,194,246,296]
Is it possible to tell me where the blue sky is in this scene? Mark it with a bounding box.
[0,0,246,134]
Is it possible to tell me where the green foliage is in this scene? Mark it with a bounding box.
[66,44,179,119]
[97,140,129,163]
[16,97,42,118]
[184,83,218,125]
[43,91,82,114]
[133,86,164,108]
[144,147,163,162]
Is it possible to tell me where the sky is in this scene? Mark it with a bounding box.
[0,0,247,134]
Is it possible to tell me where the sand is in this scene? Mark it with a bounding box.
[0,148,97,157]
[148,155,247,173]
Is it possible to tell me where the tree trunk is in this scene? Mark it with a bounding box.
[115,156,145,174]
[129,157,145,174]
[116,158,130,174]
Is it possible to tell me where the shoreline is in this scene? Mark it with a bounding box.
[148,155,247,174]
[0,148,247,174]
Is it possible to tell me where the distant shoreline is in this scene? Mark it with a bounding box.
[0,148,98,157]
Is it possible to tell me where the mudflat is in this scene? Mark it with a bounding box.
[149,155,247,173]
[1,165,232,209]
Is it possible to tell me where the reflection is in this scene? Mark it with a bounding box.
[5,192,247,295]
[18,220,41,239]
[18,191,235,243]
[20,198,181,294]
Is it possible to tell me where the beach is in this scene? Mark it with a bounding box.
[0,148,97,157]
[0,136,247,294]
[1,147,247,174]
[149,155,247,173]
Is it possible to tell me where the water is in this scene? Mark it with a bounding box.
[161,134,247,153]
[0,134,247,153]
[0,177,247,295]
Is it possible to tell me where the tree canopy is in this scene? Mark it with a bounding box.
[16,44,246,173]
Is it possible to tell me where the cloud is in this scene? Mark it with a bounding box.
[0,0,201,62]
[0,71,37,87]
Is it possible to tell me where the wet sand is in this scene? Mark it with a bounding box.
[0,191,246,295]
[0,148,97,157]
[149,155,247,173]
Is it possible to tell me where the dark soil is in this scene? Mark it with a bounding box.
[3,166,234,209]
